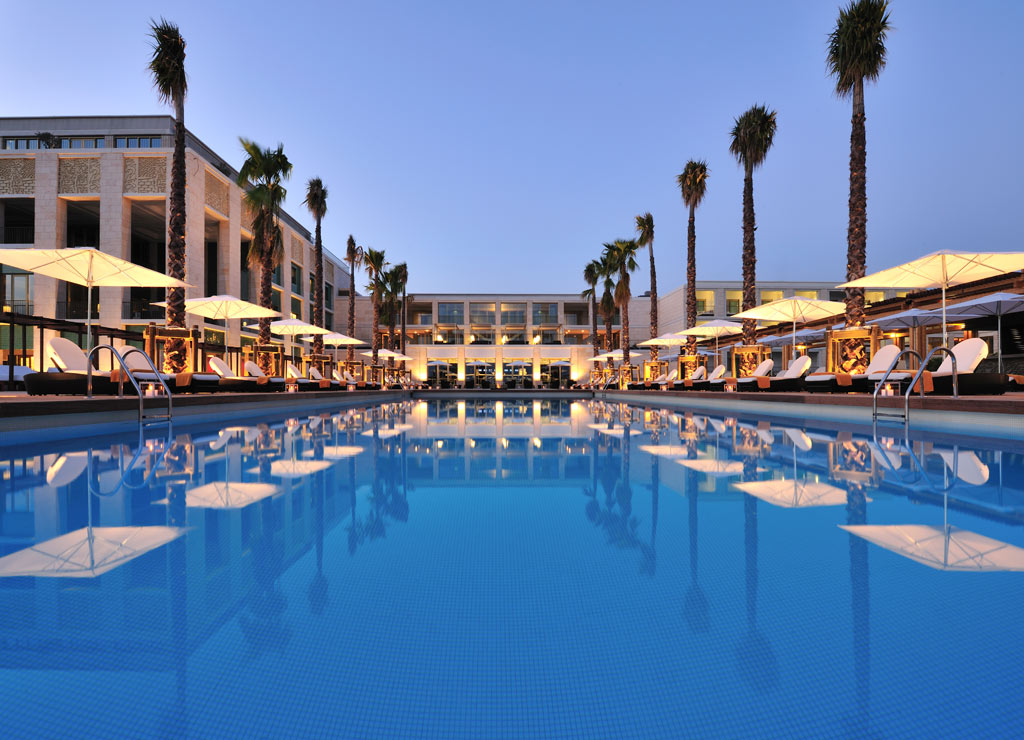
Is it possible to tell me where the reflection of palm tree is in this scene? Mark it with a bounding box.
[846,483,871,736]
[240,498,290,658]
[307,436,328,615]
[640,454,659,576]
[735,492,778,692]
[683,467,709,633]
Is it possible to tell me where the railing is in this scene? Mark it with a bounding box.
[872,346,958,430]
[872,348,921,427]
[56,301,95,320]
[1,226,34,244]
[122,300,164,320]
[1,300,32,313]
[87,344,173,425]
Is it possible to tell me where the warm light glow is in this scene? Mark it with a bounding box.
[532,437,541,449]
[436,440,444,449]
[469,439,476,448]
[468,334,475,343]
[532,335,541,344]
[501,437,509,449]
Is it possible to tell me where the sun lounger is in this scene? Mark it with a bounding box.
[284,362,318,391]
[0,364,34,390]
[653,369,678,390]
[805,344,902,393]
[672,365,708,390]
[121,349,221,393]
[24,337,124,395]
[678,364,725,391]
[307,366,341,390]
[339,369,380,390]
[720,359,774,391]
[244,361,288,391]
[763,355,814,391]
[208,356,269,392]
[867,338,994,395]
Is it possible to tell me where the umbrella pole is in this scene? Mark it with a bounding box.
[998,311,1003,373]
[792,319,797,363]
[941,284,948,348]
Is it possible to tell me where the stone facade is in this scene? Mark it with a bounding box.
[291,234,303,263]
[0,158,35,195]
[57,157,100,194]
[122,157,166,194]
[204,170,229,216]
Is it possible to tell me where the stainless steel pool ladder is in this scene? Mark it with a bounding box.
[872,347,958,431]
[87,426,173,498]
[86,344,174,426]
[871,427,959,493]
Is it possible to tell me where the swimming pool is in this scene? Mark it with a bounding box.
[1,398,1022,738]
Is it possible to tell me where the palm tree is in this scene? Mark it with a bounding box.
[678,160,710,355]
[363,248,387,368]
[237,139,292,372]
[383,265,404,366]
[729,105,777,350]
[604,239,640,376]
[581,259,603,363]
[344,235,363,364]
[828,0,891,371]
[598,256,617,360]
[635,213,657,361]
[303,177,328,355]
[148,19,188,372]
[394,262,409,358]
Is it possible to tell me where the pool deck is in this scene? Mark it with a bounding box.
[2,387,1023,444]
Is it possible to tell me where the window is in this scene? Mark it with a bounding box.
[726,290,742,315]
[114,137,161,149]
[271,288,282,313]
[865,290,885,305]
[240,240,251,302]
[500,302,526,324]
[532,302,558,324]
[272,262,282,286]
[434,327,463,344]
[501,330,527,345]
[467,329,494,345]
[469,302,495,324]
[291,263,303,296]
[829,290,846,302]
[760,289,784,304]
[696,290,715,315]
[437,302,464,324]
[794,289,818,300]
[534,329,561,345]
[291,296,303,320]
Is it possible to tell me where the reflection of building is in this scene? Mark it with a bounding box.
[0,116,350,362]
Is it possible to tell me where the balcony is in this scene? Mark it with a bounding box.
[56,301,91,320]
[1,226,34,245]
[1,300,32,314]
[123,300,166,320]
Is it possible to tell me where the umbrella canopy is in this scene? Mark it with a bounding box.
[46,452,89,487]
[0,247,190,352]
[733,297,846,352]
[586,423,641,437]
[549,360,571,367]
[638,445,695,457]
[245,318,330,335]
[153,294,279,320]
[941,292,1024,372]
[839,251,1024,346]
[840,524,1024,572]
[675,321,742,364]
[464,359,492,367]
[257,459,334,478]
[869,308,939,330]
[639,333,691,347]
[300,332,363,345]
[302,445,364,460]
[0,526,186,578]
[505,360,532,367]
[427,359,450,367]
[734,479,849,508]
[360,424,414,439]
[183,481,280,509]
[676,458,745,477]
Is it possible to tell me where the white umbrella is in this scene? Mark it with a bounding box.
[549,360,571,367]
[245,318,330,335]
[0,526,186,578]
[183,481,280,509]
[676,458,744,477]
[940,292,1024,372]
[735,479,850,508]
[427,359,450,367]
[869,308,939,330]
[0,247,190,353]
[302,445,364,460]
[252,459,334,478]
[639,333,691,347]
[505,360,532,367]
[675,320,743,365]
[839,251,1024,346]
[840,524,1024,571]
[733,297,846,354]
[153,294,279,320]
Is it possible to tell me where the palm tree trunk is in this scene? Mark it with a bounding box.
[590,293,599,365]
[621,272,630,379]
[164,95,187,373]
[740,162,758,376]
[258,244,273,375]
[686,203,697,355]
[648,242,658,362]
[371,298,380,368]
[400,288,407,355]
[347,261,356,364]
[842,77,869,373]
[313,214,324,355]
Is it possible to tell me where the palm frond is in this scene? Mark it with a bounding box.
[635,213,654,247]
[678,160,710,209]
[148,19,187,105]
[303,177,328,219]
[827,0,891,96]
[729,105,777,170]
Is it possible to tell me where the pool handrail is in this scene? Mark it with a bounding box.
[87,344,173,425]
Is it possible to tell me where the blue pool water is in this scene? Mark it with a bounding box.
[1,398,1023,738]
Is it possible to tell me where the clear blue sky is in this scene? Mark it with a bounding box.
[3,0,1022,294]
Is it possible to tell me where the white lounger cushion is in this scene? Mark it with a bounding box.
[47,337,95,374]
[707,365,726,381]
[807,344,903,383]
[688,366,707,381]
[868,338,988,381]
[244,360,285,382]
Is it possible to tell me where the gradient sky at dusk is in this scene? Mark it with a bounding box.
[3,0,1022,294]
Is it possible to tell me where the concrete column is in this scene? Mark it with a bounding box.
[32,153,61,366]
[98,153,125,327]
[183,152,206,302]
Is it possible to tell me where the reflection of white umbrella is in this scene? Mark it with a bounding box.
[46,452,89,487]
[303,445,364,460]
[361,424,414,439]
[839,251,1024,346]
[0,526,186,578]
[0,247,189,353]
[940,292,1024,372]
[676,458,744,477]
[841,524,1024,571]
[254,460,334,478]
[639,445,694,457]
[184,481,279,509]
[733,297,846,354]
[154,294,279,320]
[735,478,849,508]
[586,423,641,437]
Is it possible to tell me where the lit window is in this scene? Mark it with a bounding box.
[794,290,818,300]
[695,290,715,315]
[760,290,784,304]
[726,290,742,315]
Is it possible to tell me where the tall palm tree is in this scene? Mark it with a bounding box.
[678,160,710,355]
[393,262,409,359]
[363,248,387,368]
[383,265,404,365]
[598,256,617,359]
[604,239,640,376]
[303,177,328,355]
[148,19,188,372]
[729,105,777,350]
[828,0,891,371]
[237,139,292,373]
[635,213,657,361]
[344,235,363,364]
[581,259,603,362]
